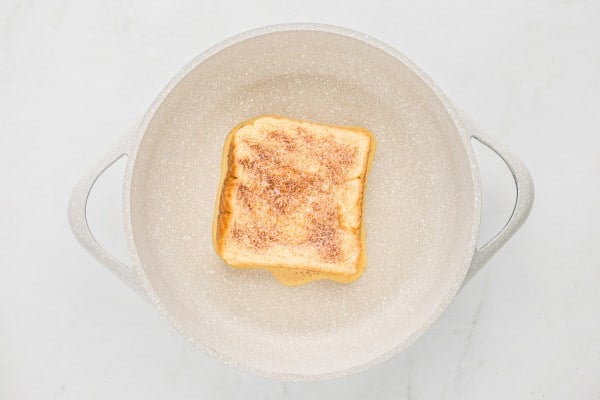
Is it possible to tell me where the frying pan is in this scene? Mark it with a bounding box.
[69,24,534,380]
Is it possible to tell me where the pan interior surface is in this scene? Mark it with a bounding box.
[130,29,476,378]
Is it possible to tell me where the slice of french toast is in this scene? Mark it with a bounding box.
[213,115,374,285]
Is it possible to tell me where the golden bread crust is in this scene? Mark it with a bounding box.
[213,116,375,285]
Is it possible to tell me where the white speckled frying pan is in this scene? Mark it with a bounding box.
[69,24,534,380]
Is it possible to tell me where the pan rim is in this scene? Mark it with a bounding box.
[122,23,482,381]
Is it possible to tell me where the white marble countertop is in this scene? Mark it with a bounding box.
[1,1,599,398]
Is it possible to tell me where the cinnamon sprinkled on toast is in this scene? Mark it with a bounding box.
[213,116,374,285]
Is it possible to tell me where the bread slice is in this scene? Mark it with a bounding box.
[213,115,375,285]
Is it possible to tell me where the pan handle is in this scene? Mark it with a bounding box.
[68,133,146,296]
[462,117,534,285]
